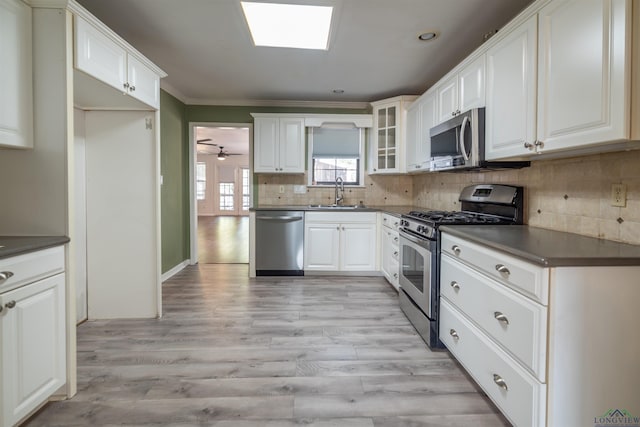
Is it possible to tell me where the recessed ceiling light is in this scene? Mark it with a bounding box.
[418,32,438,41]
[241,2,333,50]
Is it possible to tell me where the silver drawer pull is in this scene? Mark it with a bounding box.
[5,300,16,309]
[393,251,399,257]
[393,273,398,279]
[494,311,509,325]
[495,264,510,275]
[0,271,14,282]
[449,329,459,340]
[451,245,461,255]
[393,237,399,243]
[493,374,508,391]
[450,281,460,291]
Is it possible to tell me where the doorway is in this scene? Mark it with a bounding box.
[192,124,251,264]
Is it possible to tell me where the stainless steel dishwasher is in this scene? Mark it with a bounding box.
[255,211,304,276]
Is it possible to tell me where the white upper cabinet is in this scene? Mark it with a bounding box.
[486,0,639,160]
[0,0,33,149]
[437,55,486,124]
[252,115,305,174]
[485,15,538,160]
[437,75,458,123]
[74,15,161,109]
[406,91,436,172]
[370,96,417,174]
[536,0,631,152]
[126,54,161,109]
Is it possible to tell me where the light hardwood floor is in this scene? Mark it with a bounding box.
[198,216,249,264]
[25,264,510,426]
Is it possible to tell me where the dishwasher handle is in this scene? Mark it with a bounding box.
[257,215,303,222]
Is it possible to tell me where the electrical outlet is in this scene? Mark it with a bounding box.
[611,183,627,207]
[279,185,285,194]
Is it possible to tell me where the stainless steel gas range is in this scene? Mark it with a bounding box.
[398,184,524,349]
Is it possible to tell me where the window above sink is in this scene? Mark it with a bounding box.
[308,127,365,187]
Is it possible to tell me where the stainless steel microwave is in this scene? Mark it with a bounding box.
[429,107,529,172]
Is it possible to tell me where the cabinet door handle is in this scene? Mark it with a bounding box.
[451,245,461,255]
[393,237,399,243]
[534,140,544,148]
[123,82,130,90]
[495,264,510,276]
[130,85,136,92]
[494,311,509,325]
[393,273,398,279]
[5,300,16,309]
[449,329,459,340]
[450,281,460,291]
[0,271,14,282]
[523,142,534,149]
[493,374,508,391]
[393,251,398,257]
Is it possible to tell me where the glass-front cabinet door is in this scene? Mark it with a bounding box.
[370,96,416,174]
[375,105,397,172]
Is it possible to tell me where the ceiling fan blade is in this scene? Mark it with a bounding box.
[197,141,218,146]
[197,138,212,142]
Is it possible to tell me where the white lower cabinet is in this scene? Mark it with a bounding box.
[440,299,546,427]
[380,213,400,289]
[304,212,377,272]
[440,231,640,427]
[0,248,66,427]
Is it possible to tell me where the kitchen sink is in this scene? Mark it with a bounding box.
[307,204,369,209]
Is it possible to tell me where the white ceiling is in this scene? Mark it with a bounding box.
[196,126,250,155]
[76,0,534,106]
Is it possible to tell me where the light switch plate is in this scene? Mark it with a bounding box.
[293,185,307,194]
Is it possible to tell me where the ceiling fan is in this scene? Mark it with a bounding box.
[215,146,242,160]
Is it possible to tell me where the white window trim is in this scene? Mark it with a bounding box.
[307,127,366,187]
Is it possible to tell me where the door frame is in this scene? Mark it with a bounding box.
[188,122,253,264]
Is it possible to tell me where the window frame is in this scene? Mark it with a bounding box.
[307,127,366,187]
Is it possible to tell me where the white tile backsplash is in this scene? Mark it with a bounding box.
[257,149,640,245]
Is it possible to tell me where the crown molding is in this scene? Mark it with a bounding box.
[183,97,370,109]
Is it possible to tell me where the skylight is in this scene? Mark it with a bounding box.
[241,2,333,50]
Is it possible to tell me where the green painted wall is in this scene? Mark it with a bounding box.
[159,98,369,272]
[160,90,190,273]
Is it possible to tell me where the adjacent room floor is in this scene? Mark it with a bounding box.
[25,264,509,426]
[198,216,249,264]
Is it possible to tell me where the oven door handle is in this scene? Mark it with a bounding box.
[399,230,431,247]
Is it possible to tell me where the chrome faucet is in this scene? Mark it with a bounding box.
[335,176,344,205]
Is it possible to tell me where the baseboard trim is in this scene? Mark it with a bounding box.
[161,260,190,282]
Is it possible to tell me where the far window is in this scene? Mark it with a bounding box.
[309,127,364,186]
[196,162,206,200]
[313,158,360,185]
[219,182,234,211]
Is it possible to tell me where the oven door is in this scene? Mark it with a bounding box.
[398,229,436,319]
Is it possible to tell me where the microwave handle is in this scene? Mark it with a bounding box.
[459,115,470,161]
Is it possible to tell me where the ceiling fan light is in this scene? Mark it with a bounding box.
[217,154,226,160]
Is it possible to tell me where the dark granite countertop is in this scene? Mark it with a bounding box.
[440,225,640,267]
[250,205,423,217]
[0,236,70,260]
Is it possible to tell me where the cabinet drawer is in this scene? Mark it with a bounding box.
[382,228,399,249]
[440,299,546,427]
[441,254,547,380]
[0,246,65,294]
[441,233,549,304]
[381,213,400,231]
[306,212,376,223]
